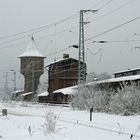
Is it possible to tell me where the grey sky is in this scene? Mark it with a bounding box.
[0,0,140,90]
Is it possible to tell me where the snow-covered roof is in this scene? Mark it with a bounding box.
[114,68,140,74]
[46,58,78,67]
[37,91,49,97]
[53,86,78,95]
[87,74,140,85]
[19,41,45,58]
[11,90,24,94]
[22,92,33,96]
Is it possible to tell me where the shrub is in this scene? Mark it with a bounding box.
[42,111,58,135]
[110,85,140,115]
[71,84,140,115]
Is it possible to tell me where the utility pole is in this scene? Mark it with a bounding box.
[10,70,16,91]
[13,71,16,91]
[78,10,98,83]
[5,72,8,96]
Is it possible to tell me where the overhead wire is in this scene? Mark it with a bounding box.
[0,17,139,66]
[0,26,76,49]
[0,0,108,47]
[89,0,106,9]
[0,0,136,48]
[85,15,140,42]
[86,48,102,62]
[74,0,136,47]
[11,59,80,85]
[0,12,79,41]
[92,39,140,43]
[0,8,97,49]
[83,0,135,46]
[2,14,139,60]
[21,66,79,86]
[98,0,113,10]
[0,0,139,75]
[0,24,79,49]
[1,0,139,90]
[0,35,29,46]
[0,0,130,48]
[86,0,135,25]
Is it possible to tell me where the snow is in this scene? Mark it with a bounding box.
[53,86,78,95]
[11,90,24,94]
[114,68,140,74]
[22,92,32,96]
[19,41,45,58]
[46,58,78,67]
[37,91,49,97]
[46,58,69,66]
[52,73,140,95]
[53,74,139,95]
[87,74,140,85]
[0,102,140,140]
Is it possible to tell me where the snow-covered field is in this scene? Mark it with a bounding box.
[0,102,140,140]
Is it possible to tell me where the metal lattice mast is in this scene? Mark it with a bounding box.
[5,72,8,96]
[78,10,85,83]
[78,10,98,83]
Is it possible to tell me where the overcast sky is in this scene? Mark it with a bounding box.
[0,0,140,89]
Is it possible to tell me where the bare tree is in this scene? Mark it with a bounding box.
[86,72,111,82]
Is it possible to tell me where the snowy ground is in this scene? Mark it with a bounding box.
[0,101,140,140]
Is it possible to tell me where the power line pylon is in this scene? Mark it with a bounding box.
[4,72,8,96]
[78,10,98,83]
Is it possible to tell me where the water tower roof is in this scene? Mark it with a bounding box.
[19,41,45,58]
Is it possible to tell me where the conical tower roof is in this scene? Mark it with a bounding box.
[19,40,45,58]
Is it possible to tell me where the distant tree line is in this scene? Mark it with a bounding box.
[86,72,112,82]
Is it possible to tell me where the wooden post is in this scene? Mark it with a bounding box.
[2,109,7,116]
[90,108,93,121]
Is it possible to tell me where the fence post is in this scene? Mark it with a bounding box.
[90,108,93,121]
[2,109,7,116]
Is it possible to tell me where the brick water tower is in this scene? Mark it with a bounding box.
[19,38,45,99]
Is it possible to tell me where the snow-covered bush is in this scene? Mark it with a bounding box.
[71,84,140,115]
[71,85,110,112]
[42,111,58,135]
[110,85,140,115]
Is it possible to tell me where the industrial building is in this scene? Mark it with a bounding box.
[88,68,140,91]
[44,54,87,103]
[46,54,80,94]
